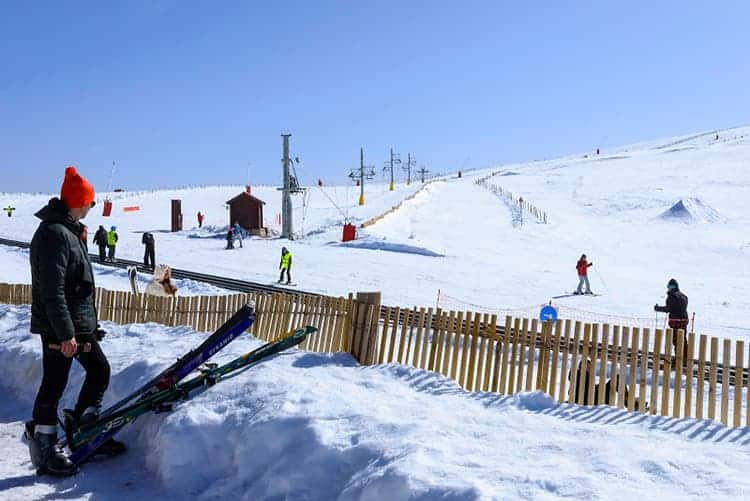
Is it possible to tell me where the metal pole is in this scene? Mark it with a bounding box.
[407,153,411,185]
[281,134,294,239]
[389,148,394,191]
[359,147,365,206]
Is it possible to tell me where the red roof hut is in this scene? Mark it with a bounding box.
[226,187,266,235]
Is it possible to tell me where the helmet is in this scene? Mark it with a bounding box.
[667,278,679,290]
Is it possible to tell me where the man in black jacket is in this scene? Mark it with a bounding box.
[142,231,155,269]
[26,166,124,477]
[654,278,690,358]
[92,225,107,262]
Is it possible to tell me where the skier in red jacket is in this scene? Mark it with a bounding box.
[575,254,593,295]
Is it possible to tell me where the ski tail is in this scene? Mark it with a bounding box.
[127,266,139,295]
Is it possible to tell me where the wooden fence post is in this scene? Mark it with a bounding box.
[349,291,381,365]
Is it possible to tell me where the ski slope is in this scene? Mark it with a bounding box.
[3,128,749,339]
[1,304,749,500]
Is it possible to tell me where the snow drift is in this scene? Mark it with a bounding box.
[658,198,723,223]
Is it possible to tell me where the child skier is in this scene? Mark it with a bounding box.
[106,226,118,262]
[278,247,293,285]
[575,254,593,295]
[654,278,689,359]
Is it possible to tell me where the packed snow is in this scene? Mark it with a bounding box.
[1,127,750,499]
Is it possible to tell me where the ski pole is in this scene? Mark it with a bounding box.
[593,267,609,291]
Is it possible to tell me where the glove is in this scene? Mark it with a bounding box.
[653,304,660,312]
[94,324,106,341]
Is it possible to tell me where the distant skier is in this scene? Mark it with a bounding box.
[654,278,689,358]
[93,225,107,262]
[26,166,125,477]
[141,231,155,269]
[226,228,234,249]
[278,247,293,284]
[106,226,118,262]
[233,221,244,248]
[4,206,14,217]
[197,211,204,228]
[574,254,593,295]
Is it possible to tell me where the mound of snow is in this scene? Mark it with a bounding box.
[337,239,445,257]
[658,198,723,223]
[513,391,556,411]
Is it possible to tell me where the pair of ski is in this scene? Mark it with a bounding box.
[62,302,317,466]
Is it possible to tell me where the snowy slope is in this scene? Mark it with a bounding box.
[2,128,750,338]
[2,304,750,500]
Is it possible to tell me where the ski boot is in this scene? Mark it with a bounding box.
[27,423,79,477]
[63,409,127,457]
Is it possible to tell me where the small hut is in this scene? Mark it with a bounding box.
[226,186,267,236]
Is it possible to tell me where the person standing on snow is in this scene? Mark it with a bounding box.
[93,225,107,263]
[106,225,118,262]
[141,231,155,270]
[654,278,690,358]
[278,247,293,284]
[197,211,204,228]
[226,228,234,249]
[233,221,243,248]
[575,254,593,295]
[26,166,125,477]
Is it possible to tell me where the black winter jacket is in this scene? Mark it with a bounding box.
[142,232,155,247]
[655,289,688,319]
[93,227,107,247]
[30,198,98,341]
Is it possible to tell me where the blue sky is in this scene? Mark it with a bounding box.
[1,1,748,193]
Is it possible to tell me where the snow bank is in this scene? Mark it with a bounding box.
[658,198,724,223]
[3,305,750,499]
[337,239,445,257]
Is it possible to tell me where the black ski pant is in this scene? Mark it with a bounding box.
[107,245,116,261]
[143,245,155,269]
[97,244,106,263]
[279,268,291,283]
[32,333,110,426]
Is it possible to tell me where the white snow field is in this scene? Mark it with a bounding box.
[2,304,750,500]
[1,126,749,499]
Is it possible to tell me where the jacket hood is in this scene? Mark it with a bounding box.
[35,198,80,232]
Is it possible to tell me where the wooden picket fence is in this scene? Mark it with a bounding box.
[371,307,750,428]
[0,283,353,354]
[475,172,548,224]
[2,282,749,428]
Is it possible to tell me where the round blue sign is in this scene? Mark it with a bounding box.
[539,305,558,323]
